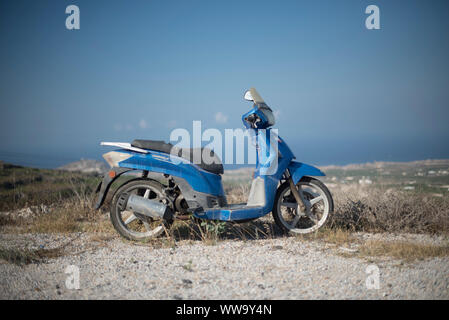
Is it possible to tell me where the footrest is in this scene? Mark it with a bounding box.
[194,204,265,221]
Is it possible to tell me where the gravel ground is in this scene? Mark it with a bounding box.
[0,232,448,299]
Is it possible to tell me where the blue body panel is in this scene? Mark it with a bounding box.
[116,149,225,197]
[195,206,264,221]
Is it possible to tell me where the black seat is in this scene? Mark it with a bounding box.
[132,140,173,154]
[131,139,224,175]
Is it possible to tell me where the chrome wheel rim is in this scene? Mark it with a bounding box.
[277,181,330,234]
[117,184,166,239]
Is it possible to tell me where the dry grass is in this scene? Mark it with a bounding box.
[299,227,355,246]
[225,183,251,204]
[358,240,449,262]
[2,169,448,264]
[135,218,280,250]
[1,178,115,235]
[0,214,19,227]
[0,165,99,211]
[225,180,449,235]
[0,246,65,265]
[329,185,449,234]
[4,181,448,240]
[162,217,278,247]
[294,227,449,262]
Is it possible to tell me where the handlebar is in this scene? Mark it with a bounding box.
[244,113,261,128]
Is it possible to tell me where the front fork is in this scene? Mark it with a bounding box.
[284,169,308,217]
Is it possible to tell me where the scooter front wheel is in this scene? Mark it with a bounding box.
[110,179,173,241]
[272,177,334,234]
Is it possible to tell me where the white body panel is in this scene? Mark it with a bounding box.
[246,177,266,206]
[100,142,148,153]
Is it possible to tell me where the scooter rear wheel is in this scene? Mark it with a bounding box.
[272,177,334,234]
[110,179,173,241]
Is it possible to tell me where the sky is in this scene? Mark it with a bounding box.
[0,0,448,168]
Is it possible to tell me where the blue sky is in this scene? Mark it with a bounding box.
[1,0,448,168]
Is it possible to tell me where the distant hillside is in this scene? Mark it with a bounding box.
[58,159,108,175]
[319,159,449,171]
[54,158,449,180]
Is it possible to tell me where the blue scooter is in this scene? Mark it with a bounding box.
[95,88,333,240]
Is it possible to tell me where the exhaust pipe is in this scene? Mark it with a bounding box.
[126,194,173,221]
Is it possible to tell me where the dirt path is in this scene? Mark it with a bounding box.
[0,233,448,299]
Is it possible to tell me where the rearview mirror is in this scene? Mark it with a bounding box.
[244,90,253,101]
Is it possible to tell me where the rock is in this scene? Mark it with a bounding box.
[0,205,51,220]
[338,247,358,253]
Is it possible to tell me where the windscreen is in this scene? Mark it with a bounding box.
[248,88,265,104]
[247,88,276,126]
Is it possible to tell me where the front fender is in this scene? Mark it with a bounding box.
[287,161,325,185]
